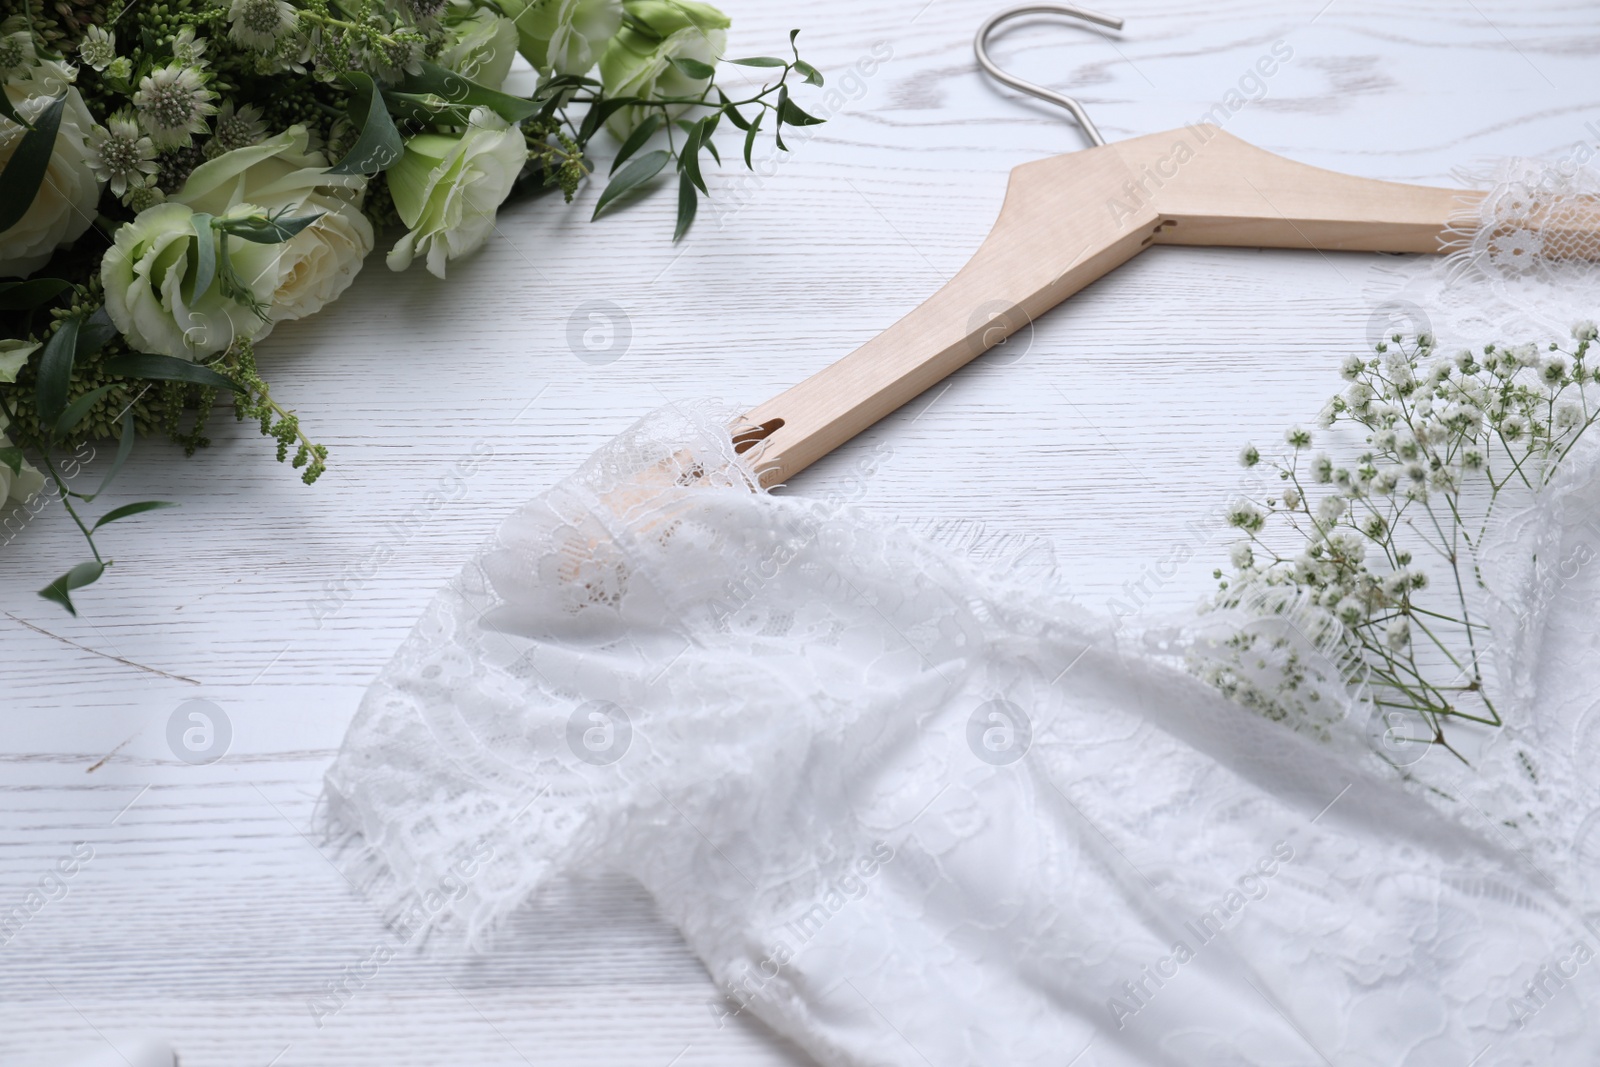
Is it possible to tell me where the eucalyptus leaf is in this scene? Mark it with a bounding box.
[592,149,670,219]
[794,59,823,86]
[102,353,246,393]
[219,211,324,244]
[743,111,762,168]
[53,383,118,439]
[670,56,716,80]
[86,409,135,502]
[673,169,697,243]
[0,88,29,131]
[611,113,663,174]
[678,120,706,195]
[728,56,787,68]
[328,74,403,175]
[38,560,105,616]
[579,97,633,144]
[0,95,65,234]
[77,306,119,357]
[718,91,751,132]
[185,212,216,305]
[92,500,176,531]
[34,315,79,427]
[0,278,70,311]
[778,90,824,127]
[400,61,538,123]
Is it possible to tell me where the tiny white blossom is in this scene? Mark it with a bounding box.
[1429,466,1458,493]
[1339,354,1364,380]
[1311,453,1333,483]
[133,63,218,147]
[1385,617,1410,650]
[1574,320,1598,342]
[1317,495,1346,523]
[1461,447,1485,471]
[1282,486,1301,510]
[1381,571,1410,598]
[1513,343,1540,367]
[1454,349,1476,371]
[1374,428,1398,451]
[1540,354,1569,386]
[1225,501,1265,533]
[1285,425,1312,448]
[1555,400,1585,430]
[1229,543,1254,570]
[78,25,116,70]
[1372,468,1400,495]
[1238,443,1260,468]
[1361,513,1388,539]
[1501,413,1527,440]
[1335,596,1365,625]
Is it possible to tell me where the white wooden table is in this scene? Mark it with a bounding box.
[3,1,1594,1063]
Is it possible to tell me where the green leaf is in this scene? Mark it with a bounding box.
[718,90,751,132]
[86,409,135,502]
[218,211,324,244]
[0,278,70,311]
[0,88,29,131]
[0,95,65,234]
[38,560,105,616]
[378,90,474,127]
[328,74,403,175]
[728,56,787,68]
[702,136,720,165]
[34,315,79,427]
[777,90,824,127]
[184,212,216,305]
[53,383,118,440]
[102,353,246,393]
[677,120,706,195]
[92,500,175,531]
[592,149,670,219]
[669,56,716,80]
[0,445,22,476]
[794,59,823,87]
[399,60,538,123]
[743,111,762,169]
[673,169,697,242]
[77,306,119,357]
[611,112,663,174]
[579,97,633,144]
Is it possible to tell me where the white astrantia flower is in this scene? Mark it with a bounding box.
[175,125,374,325]
[133,63,218,148]
[229,0,298,52]
[502,0,621,77]
[88,112,159,197]
[386,107,528,279]
[78,25,117,70]
[0,21,34,75]
[206,99,268,157]
[171,27,209,67]
[440,4,520,89]
[0,65,103,278]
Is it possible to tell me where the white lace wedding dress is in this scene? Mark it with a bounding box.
[323,162,1600,1066]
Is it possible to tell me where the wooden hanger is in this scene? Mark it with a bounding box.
[733,4,1596,486]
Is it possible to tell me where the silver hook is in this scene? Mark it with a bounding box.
[974,4,1124,148]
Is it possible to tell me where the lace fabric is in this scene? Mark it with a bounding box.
[324,162,1600,1066]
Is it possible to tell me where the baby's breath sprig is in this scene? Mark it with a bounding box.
[1202,323,1600,762]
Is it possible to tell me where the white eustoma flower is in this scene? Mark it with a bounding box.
[0,64,103,278]
[386,107,527,279]
[440,5,520,89]
[0,339,43,502]
[133,63,218,147]
[175,125,374,325]
[503,0,621,76]
[101,201,279,358]
[229,0,298,51]
[599,0,728,137]
[88,112,159,197]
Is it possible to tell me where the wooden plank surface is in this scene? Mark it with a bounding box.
[3,0,1597,1063]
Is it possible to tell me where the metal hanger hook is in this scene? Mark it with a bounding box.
[974,4,1124,148]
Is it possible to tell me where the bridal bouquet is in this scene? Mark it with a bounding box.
[0,0,822,612]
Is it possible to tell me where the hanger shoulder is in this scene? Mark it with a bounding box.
[740,140,1156,483]
[739,127,1486,486]
[1113,125,1479,253]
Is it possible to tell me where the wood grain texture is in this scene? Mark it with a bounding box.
[3,1,1597,1063]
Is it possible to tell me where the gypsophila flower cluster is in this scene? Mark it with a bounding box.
[1202,326,1600,760]
[0,0,825,612]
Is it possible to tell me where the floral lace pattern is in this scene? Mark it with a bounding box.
[325,163,1600,1066]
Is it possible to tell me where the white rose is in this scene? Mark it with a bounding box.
[101,201,281,359]
[0,339,46,503]
[440,5,521,89]
[174,125,374,324]
[500,0,621,77]
[0,63,104,278]
[386,108,527,280]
